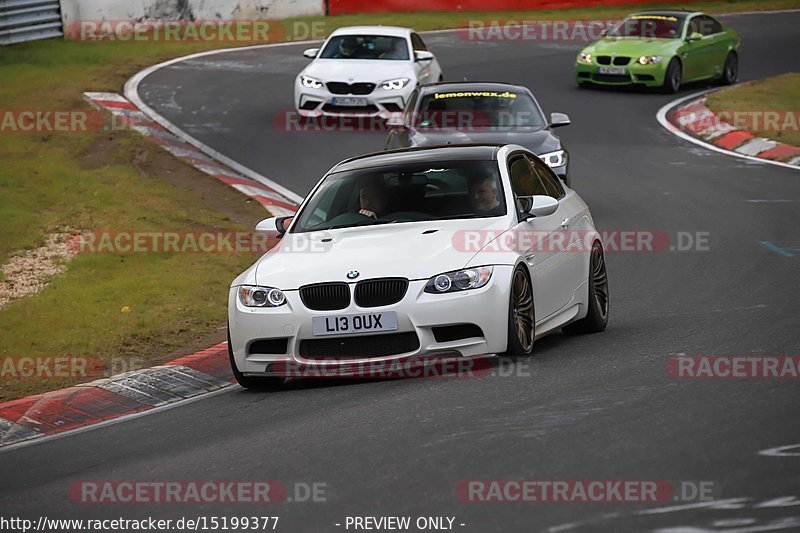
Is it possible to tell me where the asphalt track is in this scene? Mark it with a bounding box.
[2,11,800,533]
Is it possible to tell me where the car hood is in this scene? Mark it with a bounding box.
[302,59,414,83]
[253,217,513,290]
[586,37,679,56]
[410,128,560,155]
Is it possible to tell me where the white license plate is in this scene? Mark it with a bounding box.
[312,312,398,336]
[331,97,367,107]
[598,66,626,75]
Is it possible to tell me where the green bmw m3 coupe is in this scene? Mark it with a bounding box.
[575,11,740,93]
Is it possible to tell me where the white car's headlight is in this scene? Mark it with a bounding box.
[539,150,567,168]
[578,52,593,64]
[300,75,323,89]
[637,56,664,65]
[424,266,493,294]
[238,286,287,307]
[381,78,411,90]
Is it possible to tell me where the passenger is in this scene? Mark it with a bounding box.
[358,180,390,219]
[467,175,503,216]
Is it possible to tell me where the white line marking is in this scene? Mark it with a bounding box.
[759,443,800,457]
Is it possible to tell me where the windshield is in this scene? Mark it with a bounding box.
[415,90,546,129]
[319,35,410,60]
[292,160,506,232]
[610,15,685,39]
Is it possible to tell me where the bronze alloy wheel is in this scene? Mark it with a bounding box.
[512,269,534,351]
[591,244,609,321]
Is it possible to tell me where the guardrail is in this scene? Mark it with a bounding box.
[0,0,63,45]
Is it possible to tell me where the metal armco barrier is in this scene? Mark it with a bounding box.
[0,0,63,45]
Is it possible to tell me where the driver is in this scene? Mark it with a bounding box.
[467,175,502,215]
[338,36,359,58]
[359,179,389,219]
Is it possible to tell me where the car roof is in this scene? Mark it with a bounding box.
[329,26,412,38]
[332,145,504,173]
[629,10,699,20]
[419,81,532,95]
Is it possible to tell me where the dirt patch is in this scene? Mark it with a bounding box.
[0,233,78,311]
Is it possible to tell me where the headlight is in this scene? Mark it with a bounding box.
[381,78,411,90]
[637,56,664,65]
[238,286,287,307]
[424,266,493,294]
[300,75,323,89]
[539,150,567,168]
[578,52,593,64]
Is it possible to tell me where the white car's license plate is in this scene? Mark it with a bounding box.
[598,66,626,75]
[312,312,398,336]
[331,97,367,107]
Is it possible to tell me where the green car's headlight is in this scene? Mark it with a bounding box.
[424,266,493,294]
[637,56,664,65]
[579,52,593,64]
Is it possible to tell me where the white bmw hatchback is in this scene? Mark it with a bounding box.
[294,26,443,117]
[228,145,609,389]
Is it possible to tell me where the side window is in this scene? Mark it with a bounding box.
[703,16,723,35]
[411,33,428,52]
[509,156,546,197]
[527,156,564,199]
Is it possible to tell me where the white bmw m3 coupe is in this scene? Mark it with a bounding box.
[228,145,608,389]
[294,26,443,118]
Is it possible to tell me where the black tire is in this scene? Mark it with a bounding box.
[564,241,609,335]
[502,267,535,357]
[719,52,738,85]
[577,81,591,89]
[661,58,682,94]
[228,328,285,390]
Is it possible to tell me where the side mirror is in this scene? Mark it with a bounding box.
[549,112,571,128]
[302,48,319,59]
[415,50,434,62]
[687,32,703,42]
[518,195,558,219]
[386,113,406,128]
[256,216,293,235]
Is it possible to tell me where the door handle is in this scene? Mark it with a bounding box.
[560,218,569,229]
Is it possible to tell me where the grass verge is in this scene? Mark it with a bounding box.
[706,73,800,147]
[1,0,798,400]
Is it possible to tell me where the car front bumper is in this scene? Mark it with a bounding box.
[294,79,413,118]
[228,266,514,377]
[575,61,669,87]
